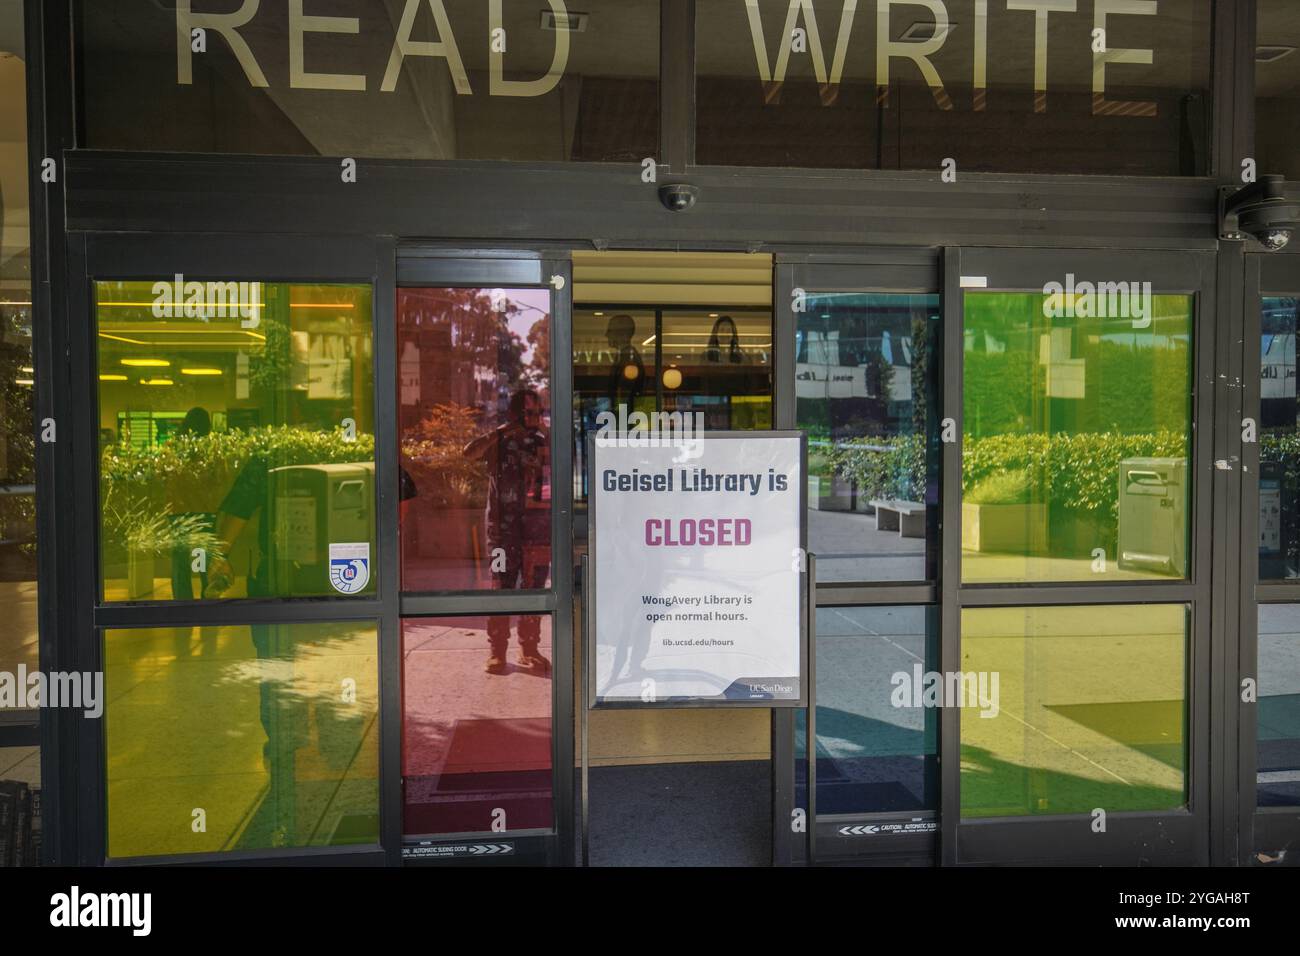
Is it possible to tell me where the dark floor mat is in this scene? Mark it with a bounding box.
[580,760,771,867]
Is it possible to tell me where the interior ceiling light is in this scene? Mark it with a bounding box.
[540,10,588,31]
[120,358,170,367]
[98,374,128,381]
[1256,46,1296,63]
[900,20,956,41]
[141,378,174,386]
[180,368,223,375]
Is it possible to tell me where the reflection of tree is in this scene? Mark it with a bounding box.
[526,317,549,387]
[911,313,932,437]
[400,404,484,507]
[470,291,525,386]
[0,340,35,564]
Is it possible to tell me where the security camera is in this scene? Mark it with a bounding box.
[1219,175,1300,251]
[658,183,699,212]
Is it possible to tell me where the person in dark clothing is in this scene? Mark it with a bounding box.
[605,313,646,409]
[169,407,215,600]
[463,387,551,674]
[705,315,747,364]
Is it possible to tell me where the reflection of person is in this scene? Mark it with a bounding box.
[605,313,645,408]
[169,406,215,600]
[204,452,304,846]
[463,388,551,675]
[704,315,746,364]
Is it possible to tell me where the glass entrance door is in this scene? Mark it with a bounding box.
[395,253,573,865]
[774,251,943,864]
[775,248,1217,866]
[947,248,1212,865]
[1241,252,1300,864]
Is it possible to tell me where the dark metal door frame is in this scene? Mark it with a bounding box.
[395,248,575,867]
[1238,249,1300,864]
[774,245,1222,866]
[771,248,941,866]
[66,232,397,866]
[945,247,1217,866]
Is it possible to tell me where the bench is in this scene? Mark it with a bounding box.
[868,499,926,538]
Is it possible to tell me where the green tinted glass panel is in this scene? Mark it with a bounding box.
[962,291,1192,583]
[105,622,380,858]
[96,281,375,601]
[960,605,1186,818]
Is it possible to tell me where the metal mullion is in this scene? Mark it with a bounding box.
[1197,246,1225,866]
[104,844,389,868]
[373,237,402,867]
[813,583,936,606]
[770,260,798,865]
[27,0,76,866]
[399,593,555,617]
[1209,0,1244,182]
[544,254,575,865]
[660,0,694,172]
[396,256,544,287]
[939,247,963,865]
[1238,253,1262,863]
[1254,583,1300,603]
[68,233,105,866]
[95,600,386,629]
[957,584,1199,607]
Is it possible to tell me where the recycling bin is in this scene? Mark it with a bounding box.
[266,462,376,596]
[1117,457,1188,577]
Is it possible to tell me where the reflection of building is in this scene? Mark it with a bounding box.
[796,329,914,403]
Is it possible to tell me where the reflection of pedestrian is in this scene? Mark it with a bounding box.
[704,315,746,364]
[169,407,215,600]
[463,388,551,675]
[605,313,645,408]
[205,454,307,847]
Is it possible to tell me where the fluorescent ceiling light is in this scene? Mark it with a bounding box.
[1257,46,1296,63]
[541,10,588,31]
[900,20,956,41]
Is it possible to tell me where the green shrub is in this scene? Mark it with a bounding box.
[826,433,927,502]
[965,468,1033,505]
[825,428,1192,532]
[100,425,375,546]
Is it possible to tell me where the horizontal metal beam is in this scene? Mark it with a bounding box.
[65,152,1220,251]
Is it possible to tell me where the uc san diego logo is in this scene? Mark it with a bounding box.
[329,543,371,594]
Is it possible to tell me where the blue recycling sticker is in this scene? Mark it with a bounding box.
[328,543,371,594]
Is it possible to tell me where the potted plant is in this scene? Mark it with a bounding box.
[104,496,226,600]
[961,468,1048,554]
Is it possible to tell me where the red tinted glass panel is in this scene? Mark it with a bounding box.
[398,287,551,591]
[402,616,553,836]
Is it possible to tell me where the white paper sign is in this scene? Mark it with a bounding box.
[590,433,804,705]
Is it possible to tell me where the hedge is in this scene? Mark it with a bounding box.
[828,428,1192,530]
